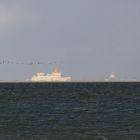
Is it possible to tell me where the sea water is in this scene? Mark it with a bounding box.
[0,82,139,140]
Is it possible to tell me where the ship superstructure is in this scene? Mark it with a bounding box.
[31,68,71,82]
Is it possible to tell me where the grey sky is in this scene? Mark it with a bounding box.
[0,0,139,80]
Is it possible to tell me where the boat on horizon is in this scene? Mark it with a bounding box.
[31,68,71,82]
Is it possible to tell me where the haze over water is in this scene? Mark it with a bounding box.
[0,0,139,81]
[0,1,139,140]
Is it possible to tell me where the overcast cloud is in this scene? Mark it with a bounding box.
[0,0,139,81]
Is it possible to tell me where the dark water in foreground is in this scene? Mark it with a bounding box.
[0,82,140,140]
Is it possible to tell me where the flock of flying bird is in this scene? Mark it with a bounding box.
[0,60,57,66]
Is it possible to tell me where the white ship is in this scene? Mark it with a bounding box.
[31,68,71,82]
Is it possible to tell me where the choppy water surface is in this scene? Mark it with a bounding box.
[0,82,140,140]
